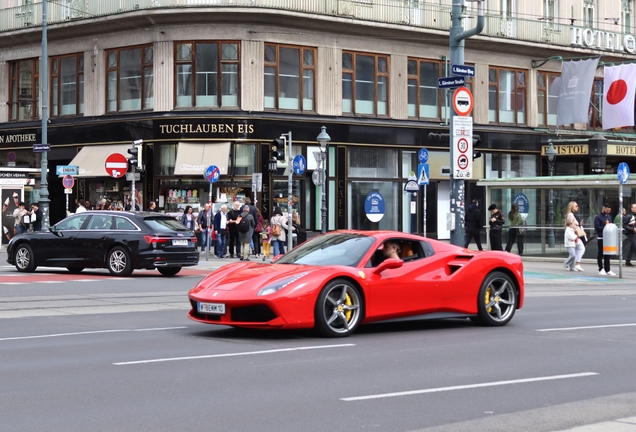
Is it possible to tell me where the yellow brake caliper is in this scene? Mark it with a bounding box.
[344,292,353,322]
[485,287,493,313]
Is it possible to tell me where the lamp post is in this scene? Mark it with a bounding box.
[40,0,50,229]
[317,126,331,234]
[546,142,557,248]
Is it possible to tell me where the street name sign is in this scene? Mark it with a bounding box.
[451,64,475,77]
[438,76,465,89]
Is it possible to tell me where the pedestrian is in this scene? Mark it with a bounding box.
[291,212,302,248]
[147,201,158,212]
[565,201,586,271]
[238,204,255,261]
[244,197,257,255]
[261,220,271,260]
[13,202,27,235]
[464,199,483,250]
[253,208,264,257]
[181,205,196,230]
[85,200,94,210]
[213,204,229,259]
[28,203,43,232]
[615,207,626,226]
[488,203,504,251]
[505,203,524,255]
[564,220,580,271]
[227,201,241,258]
[594,202,616,276]
[197,203,212,253]
[75,200,87,213]
[623,203,636,267]
[270,206,288,257]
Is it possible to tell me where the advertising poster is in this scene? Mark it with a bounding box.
[1,188,21,244]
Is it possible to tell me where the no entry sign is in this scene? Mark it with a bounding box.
[105,153,128,178]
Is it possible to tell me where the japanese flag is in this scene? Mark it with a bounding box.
[602,64,636,130]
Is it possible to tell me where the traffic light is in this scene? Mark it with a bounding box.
[271,138,285,161]
[128,140,143,170]
[472,134,482,160]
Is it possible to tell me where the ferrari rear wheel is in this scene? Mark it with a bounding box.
[314,279,363,337]
[473,271,517,326]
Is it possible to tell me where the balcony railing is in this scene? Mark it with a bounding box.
[0,0,625,52]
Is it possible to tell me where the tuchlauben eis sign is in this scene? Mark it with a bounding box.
[155,119,257,138]
[571,27,636,53]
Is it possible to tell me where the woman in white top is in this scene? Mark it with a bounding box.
[564,201,585,271]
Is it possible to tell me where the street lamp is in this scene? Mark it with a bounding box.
[316,126,331,234]
[546,142,557,248]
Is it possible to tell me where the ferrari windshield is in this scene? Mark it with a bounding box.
[275,233,376,267]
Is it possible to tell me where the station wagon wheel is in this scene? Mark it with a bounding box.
[14,243,36,273]
[158,266,182,277]
[106,246,133,277]
[314,279,363,337]
[472,271,517,326]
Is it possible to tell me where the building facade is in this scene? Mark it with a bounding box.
[1,0,636,245]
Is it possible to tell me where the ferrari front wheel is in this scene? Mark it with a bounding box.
[314,279,363,337]
[472,271,517,326]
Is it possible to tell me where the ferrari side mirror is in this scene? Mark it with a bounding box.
[373,258,403,275]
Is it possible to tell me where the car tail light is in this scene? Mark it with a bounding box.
[190,237,197,242]
[143,236,170,248]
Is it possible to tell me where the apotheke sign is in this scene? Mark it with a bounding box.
[571,27,636,53]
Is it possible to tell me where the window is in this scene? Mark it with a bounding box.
[407,59,474,119]
[537,71,559,127]
[106,45,153,112]
[9,59,39,121]
[175,41,239,108]
[264,44,315,111]
[589,78,603,129]
[623,0,634,35]
[545,0,557,21]
[233,143,256,175]
[584,0,595,28]
[87,215,113,230]
[114,217,137,230]
[51,54,84,117]
[342,51,389,116]
[488,67,526,125]
[54,214,89,230]
[348,147,398,178]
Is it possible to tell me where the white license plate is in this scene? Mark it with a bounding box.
[198,302,225,314]
[172,239,188,246]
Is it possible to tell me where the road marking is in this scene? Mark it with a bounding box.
[114,343,356,366]
[0,326,187,342]
[341,372,598,401]
[537,323,636,332]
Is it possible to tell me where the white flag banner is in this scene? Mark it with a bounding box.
[603,63,636,130]
[556,58,599,126]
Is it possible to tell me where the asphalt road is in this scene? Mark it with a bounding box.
[1,254,636,432]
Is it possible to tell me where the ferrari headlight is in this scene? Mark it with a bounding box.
[258,272,309,296]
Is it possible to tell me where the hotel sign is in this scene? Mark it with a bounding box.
[607,144,636,156]
[155,120,257,138]
[571,28,636,53]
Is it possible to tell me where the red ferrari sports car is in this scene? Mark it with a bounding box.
[188,231,524,337]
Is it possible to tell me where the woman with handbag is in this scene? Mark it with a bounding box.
[505,203,524,255]
[565,201,586,271]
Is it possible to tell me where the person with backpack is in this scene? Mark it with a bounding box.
[237,204,255,261]
[270,206,288,257]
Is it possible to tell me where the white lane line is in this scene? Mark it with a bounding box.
[537,323,636,332]
[38,281,64,284]
[114,343,356,366]
[0,326,187,342]
[0,283,28,285]
[341,372,599,401]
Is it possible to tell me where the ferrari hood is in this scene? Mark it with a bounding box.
[191,262,318,294]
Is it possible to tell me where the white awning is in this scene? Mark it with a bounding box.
[173,142,231,176]
[68,144,132,178]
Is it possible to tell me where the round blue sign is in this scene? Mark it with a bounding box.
[293,155,306,175]
[365,191,385,223]
[618,162,630,185]
[204,165,220,183]
[513,193,529,214]
[419,148,429,163]
[62,174,74,189]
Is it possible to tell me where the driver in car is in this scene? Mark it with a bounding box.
[382,240,400,260]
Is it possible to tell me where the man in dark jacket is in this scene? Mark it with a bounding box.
[227,201,241,258]
[464,200,483,250]
[197,203,212,253]
[488,203,504,251]
[623,203,636,266]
